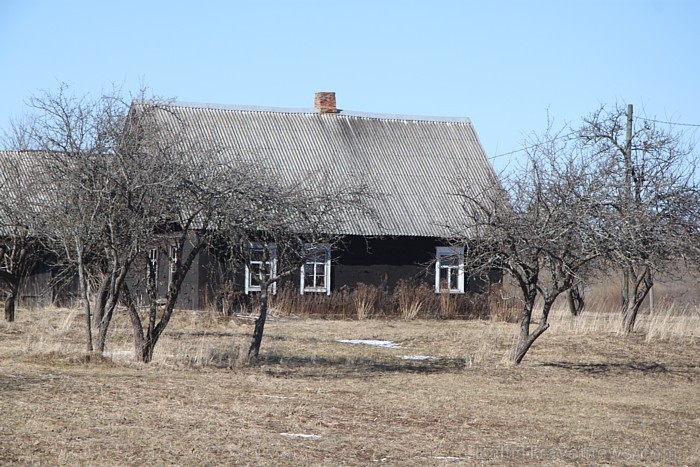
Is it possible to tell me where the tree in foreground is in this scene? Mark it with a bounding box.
[0,152,48,322]
[6,85,122,349]
[578,104,698,332]
[459,105,698,363]
[5,85,372,363]
[457,123,608,363]
[231,177,371,361]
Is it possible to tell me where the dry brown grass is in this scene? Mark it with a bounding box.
[0,305,698,466]
[267,281,494,321]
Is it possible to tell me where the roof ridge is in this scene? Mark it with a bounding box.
[156,100,472,124]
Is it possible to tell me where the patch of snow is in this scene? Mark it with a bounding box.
[102,350,175,360]
[398,355,434,360]
[433,456,466,461]
[336,339,400,348]
[102,350,132,357]
[279,433,321,439]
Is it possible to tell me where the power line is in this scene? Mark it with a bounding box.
[489,132,576,160]
[634,116,700,128]
[490,116,700,160]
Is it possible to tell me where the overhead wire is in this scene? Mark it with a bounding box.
[490,117,700,161]
[635,116,700,128]
[489,132,576,160]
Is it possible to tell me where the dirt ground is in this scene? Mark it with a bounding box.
[0,308,698,466]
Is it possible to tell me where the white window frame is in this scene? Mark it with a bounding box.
[147,248,159,282]
[300,243,331,295]
[168,245,178,287]
[245,243,277,294]
[435,246,465,294]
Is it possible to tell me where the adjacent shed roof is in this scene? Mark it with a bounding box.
[147,100,499,238]
[0,150,54,236]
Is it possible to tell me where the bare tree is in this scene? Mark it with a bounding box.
[235,176,372,361]
[458,124,608,363]
[7,86,192,355]
[0,152,47,321]
[117,145,254,363]
[5,85,119,350]
[578,104,698,332]
[6,85,374,363]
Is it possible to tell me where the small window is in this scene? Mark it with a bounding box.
[245,243,277,294]
[435,246,464,294]
[147,248,159,282]
[168,245,178,286]
[300,244,331,295]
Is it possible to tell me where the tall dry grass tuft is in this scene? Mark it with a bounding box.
[20,307,85,356]
[645,303,700,341]
[547,297,700,342]
[267,281,498,321]
[438,292,459,319]
[394,279,428,320]
[353,283,378,320]
[465,322,516,367]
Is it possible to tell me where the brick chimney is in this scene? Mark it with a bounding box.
[314,92,338,114]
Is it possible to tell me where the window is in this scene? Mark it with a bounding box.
[147,248,159,282]
[168,245,178,286]
[300,244,331,295]
[435,246,465,294]
[245,243,277,294]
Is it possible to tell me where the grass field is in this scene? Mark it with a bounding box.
[0,305,698,466]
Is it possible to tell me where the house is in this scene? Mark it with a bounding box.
[1,93,500,311]
[142,92,500,307]
[0,150,57,309]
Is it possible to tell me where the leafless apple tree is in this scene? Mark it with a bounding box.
[459,105,698,363]
[0,151,50,322]
[226,174,372,361]
[4,85,373,363]
[578,104,699,332]
[458,123,609,363]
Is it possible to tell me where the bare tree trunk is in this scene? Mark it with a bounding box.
[567,285,584,316]
[122,241,202,364]
[93,272,111,328]
[248,284,269,361]
[621,266,653,333]
[121,282,150,362]
[514,294,554,364]
[77,260,93,352]
[4,286,17,322]
[96,258,132,353]
[139,260,160,364]
[621,267,629,311]
[123,284,156,363]
[622,301,643,334]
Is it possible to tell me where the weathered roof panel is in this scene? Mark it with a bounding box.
[0,150,55,236]
[148,101,498,238]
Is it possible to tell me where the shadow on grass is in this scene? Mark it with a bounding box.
[252,354,468,379]
[542,361,679,376]
[166,330,239,339]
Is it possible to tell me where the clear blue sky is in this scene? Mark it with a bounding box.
[1,0,698,172]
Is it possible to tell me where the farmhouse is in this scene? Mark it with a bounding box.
[142,92,499,307]
[0,150,56,310]
[0,92,500,311]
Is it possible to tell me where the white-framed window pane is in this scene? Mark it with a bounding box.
[435,246,464,294]
[147,248,159,282]
[168,245,178,286]
[301,244,331,295]
[245,243,277,294]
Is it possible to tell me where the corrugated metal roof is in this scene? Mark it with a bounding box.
[146,101,499,238]
[0,150,54,236]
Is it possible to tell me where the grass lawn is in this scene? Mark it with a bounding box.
[0,307,698,465]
